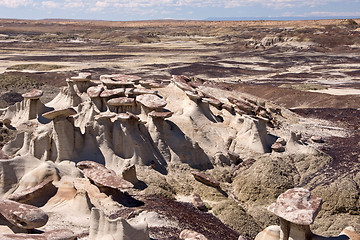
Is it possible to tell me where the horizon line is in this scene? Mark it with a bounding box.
[0,16,359,22]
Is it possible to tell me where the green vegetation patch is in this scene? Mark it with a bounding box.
[0,73,43,90]
[279,83,328,91]
[7,64,66,71]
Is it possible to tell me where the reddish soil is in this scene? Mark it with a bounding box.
[292,108,360,174]
[110,195,240,240]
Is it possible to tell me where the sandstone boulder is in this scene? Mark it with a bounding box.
[0,200,48,229]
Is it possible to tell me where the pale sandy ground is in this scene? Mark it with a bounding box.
[309,88,360,95]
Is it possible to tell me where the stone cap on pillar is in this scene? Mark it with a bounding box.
[136,94,167,109]
[87,85,104,98]
[107,97,135,106]
[71,72,92,81]
[22,89,43,100]
[42,108,77,120]
[267,188,322,225]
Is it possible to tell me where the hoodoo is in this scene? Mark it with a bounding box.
[0,72,357,239]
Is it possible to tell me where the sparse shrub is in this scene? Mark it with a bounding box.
[7,64,65,71]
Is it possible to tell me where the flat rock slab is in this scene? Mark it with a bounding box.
[149,111,173,118]
[100,88,125,98]
[111,74,141,83]
[42,108,77,120]
[71,72,92,81]
[0,200,48,229]
[116,113,131,120]
[87,86,104,98]
[136,94,167,109]
[77,161,134,189]
[101,78,135,87]
[267,188,322,225]
[133,89,158,95]
[202,98,222,107]
[22,89,43,99]
[139,80,165,88]
[95,112,117,120]
[7,179,56,204]
[228,97,254,113]
[191,172,220,187]
[185,90,203,100]
[107,97,135,106]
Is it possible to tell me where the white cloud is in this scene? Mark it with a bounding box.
[42,1,60,8]
[64,0,84,9]
[0,0,33,8]
[309,11,360,17]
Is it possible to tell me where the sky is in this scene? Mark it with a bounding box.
[0,0,359,21]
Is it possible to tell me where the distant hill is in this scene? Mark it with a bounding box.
[205,16,360,21]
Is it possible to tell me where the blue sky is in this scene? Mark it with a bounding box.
[0,0,359,21]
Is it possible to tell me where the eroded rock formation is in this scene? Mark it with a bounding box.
[0,72,357,239]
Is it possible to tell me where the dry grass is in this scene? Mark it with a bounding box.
[7,64,66,71]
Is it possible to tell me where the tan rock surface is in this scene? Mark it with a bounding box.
[89,208,149,240]
[254,225,280,240]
